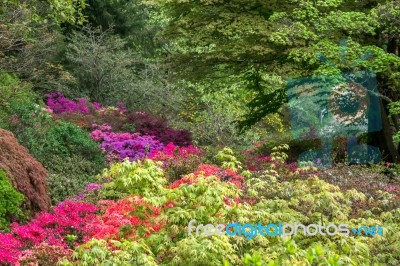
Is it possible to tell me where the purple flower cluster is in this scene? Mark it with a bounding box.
[85,183,102,191]
[91,124,164,162]
[46,92,92,114]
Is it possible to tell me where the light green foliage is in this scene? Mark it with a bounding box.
[100,159,167,204]
[2,0,86,25]
[165,176,239,226]
[60,239,157,266]
[0,73,35,112]
[215,147,243,171]
[69,155,400,265]
[239,240,351,266]
[389,101,400,142]
[171,234,239,266]
[0,169,24,230]
[270,144,290,164]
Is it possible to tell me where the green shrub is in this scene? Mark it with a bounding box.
[39,121,105,168]
[0,73,40,130]
[59,239,157,266]
[99,159,166,203]
[0,73,36,113]
[39,123,105,203]
[46,155,101,204]
[0,169,24,230]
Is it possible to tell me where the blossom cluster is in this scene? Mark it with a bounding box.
[148,142,201,161]
[46,93,128,116]
[0,201,98,264]
[46,92,97,114]
[148,142,203,182]
[91,124,164,162]
[170,164,245,189]
[0,197,163,265]
[86,197,162,240]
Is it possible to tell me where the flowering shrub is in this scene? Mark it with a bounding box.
[91,125,164,162]
[0,233,21,264]
[148,142,203,182]
[148,142,201,159]
[46,92,128,117]
[17,243,72,266]
[46,92,91,114]
[0,200,99,265]
[128,112,192,146]
[86,197,162,240]
[170,164,245,189]
[11,200,98,247]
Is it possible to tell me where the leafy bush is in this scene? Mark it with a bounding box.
[40,122,106,203]
[46,156,100,204]
[0,73,38,129]
[59,239,157,266]
[46,92,94,114]
[99,159,166,202]
[0,169,24,230]
[40,122,104,164]
[18,243,71,266]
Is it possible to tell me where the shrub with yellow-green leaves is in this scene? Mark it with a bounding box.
[28,148,400,265]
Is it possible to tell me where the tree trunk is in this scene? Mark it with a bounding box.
[371,99,400,162]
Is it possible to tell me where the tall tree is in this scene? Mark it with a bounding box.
[152,0,400,161]
[0,0,86,92]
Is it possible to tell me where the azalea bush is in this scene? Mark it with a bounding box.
[148,142,203,182]
[90,124,164,162]
[127,112,192,146]
[46,92,192,146]
[0,200,98,264]
[45,92,99,115]
[86,197,162,240]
